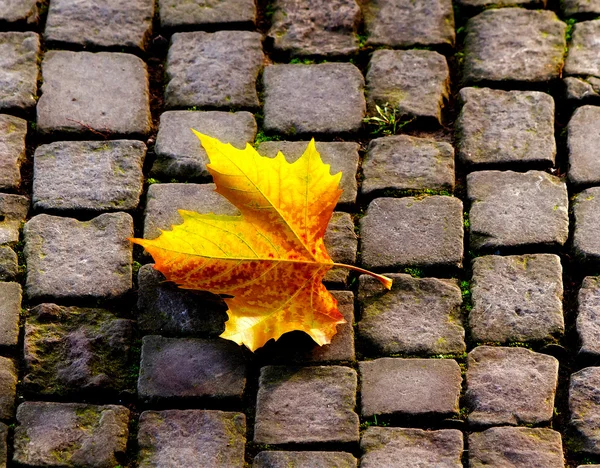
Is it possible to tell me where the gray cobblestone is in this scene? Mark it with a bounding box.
[159,0,256,29]
[322,213,357,286]
[0,357,16,419]
[562,0,600,16]
[573,187,600,265]
[0,114,26,191]
[0,423,5,468]
[577,277,600,357]
[0,282,20,346]
[0,246,17,281]
[0,32,40,112]
[570,367,600,454]
[456,0,544,9]
[0,193,28,245]
[0,0,40,25]
[568,106,600,187]
[253,451,357,468]
[564,77,600,103]
[565,20,600,78]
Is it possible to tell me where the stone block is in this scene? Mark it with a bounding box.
[0,423,6,468]
[253,451,357,467]
[0,32,40,112]
[565,20,600,78]
[562,0,600,16]
[568,106,600,187]
[322,213,357,286]
[564,77,600,103]
[0,282,21,347]
[573,187,600,265]
[159,0,256,29]
[0,114,26,191]
[456,0,545,9]
[0,0,40,25]
[0,193,28,245]
[577,277,600,356]
[570,367,600,454]
[0,357,16,419]
[0,246,17,281]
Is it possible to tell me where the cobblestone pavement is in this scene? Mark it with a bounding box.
[2,0,600,467]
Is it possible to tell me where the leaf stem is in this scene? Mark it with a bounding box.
[332,263,393,289]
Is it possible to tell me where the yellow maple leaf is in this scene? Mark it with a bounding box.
[132,132,392,351]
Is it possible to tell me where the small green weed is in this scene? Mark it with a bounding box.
[404,267,423,278]
[363,103,415,136]
[146,178,159,185]
[254,130,281,148]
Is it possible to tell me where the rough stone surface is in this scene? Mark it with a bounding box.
[0,114,26,191]
[37,51,152,136]
[359,358,461,418]
[254,365,359,444]
[0,193,28,245]
[165,31,263,110]
[577,277,600,356]
[470,254,564,343]
[263,63,365,135]
[0,423,6,468]
[322,213,357,286]
[0,0,40,25]
[466,346,559,426]
[254,451,357,467]
[361,135,454,195]
[23,303,133,396]
[562,0,600,16]
[0,282,20,347]
[463,9,567,83]
[363,0,455,48]
[159,0,256,29]
[456,0,544,8]
[0,357,16,419]
[44,0,154,51]
[360,196,464,270]
[568,105,600,187]
[467,171,569,250]
[570,367,600,454]
[0,246,17,281]
[565,76,600,103]
[152,111,257,181]
[565,20,600,78]
[268,0,360,57]
[360,427,463,468]
[24,213,133,300]
[366,50,450,124]
[33,140,146,212]
[469,427,565,468]
[457,87,556,167]
[138,335,246,402]
[358,274,465,356]
[573,187,600,265]
[138,410,246,468]
[13,402,129,467]
[0,32,40,112]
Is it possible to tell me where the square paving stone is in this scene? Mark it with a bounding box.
[0,193,28,245]
[469,427,565,468]
[0,357,16,419]
[467,170,569,250]
[0,246,18,281]
[564,76,600,103]
[0,32,40,112]
[44,0,154,51]
[13,402,129,467]
[570,367,600,454]
[360,196,464,270]
[366,50,449,125]
[254,451,357,467]
[568,105,600,187]
[138,410,246,468]
[565,20,600,78]
[456,87,556,168]
[138,335,246,403]
[573,187,600,265]
[159,0,256,29]
[0,282,21,347]
[361,135,455,196]
[37,51,152,137]
[463,9,567,83]
[470,254,564,343]
[358,274,465,356]
[360,427,463,468]
[466,346,559,426]
[268,0,360,57]
[33,140,146,212]
[362,0,455,49]
[165,31,263,110]
[24,213,133,300]
[577,277,600,357]
[0,114,26,191]
[562,0,600,16]
[152,110,257,181]
[23,303,134,396]
[263,63,365,135]
[254,365,359,444]
[359,357,461,418]
[0,0,40,25]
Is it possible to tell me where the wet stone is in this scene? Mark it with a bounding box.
[37,51,152,137]
[268,0,360,57]
[0,193,28,245]
[562,0,600,16]
[361,135,455,196]
[24,213,133,300]
[358,274,465,356]
[573,187,600,265]
[366,49,449,124]
[360,427,463,468]
[13,402,129,467]
[359,358,461,418]
[23,303,133,396]
[254,365,359,444]
[138,410,246,468]
[565,20,600,78]
[467,170,569,250]
[33,140,146,212]
[363,0,455,49]
[44,0,154,51]
[469,427,565,468]
[570,367,600,454]
[466,346,559,426]
[568,106,600,187]
[0,32,40,112]
[0,423,6,468]
[0,282,20,346]
[470,254,564,343]
[159,0,256,29]
[0,114,26,191]
[463,9,566,83]
[138,335,246,403]
[0,0,40,25]
[254,451,357,467]
[360,196,464,270]
[0,357,16,419]
[152,110,257,181]
[564,77,600,103]
[263,63,365,135]
[577,277,600,356]
[165,31,263,110]
[0,246,17,281]
[456,88,556,167]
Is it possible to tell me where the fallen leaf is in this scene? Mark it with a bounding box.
[132,132,392,351]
